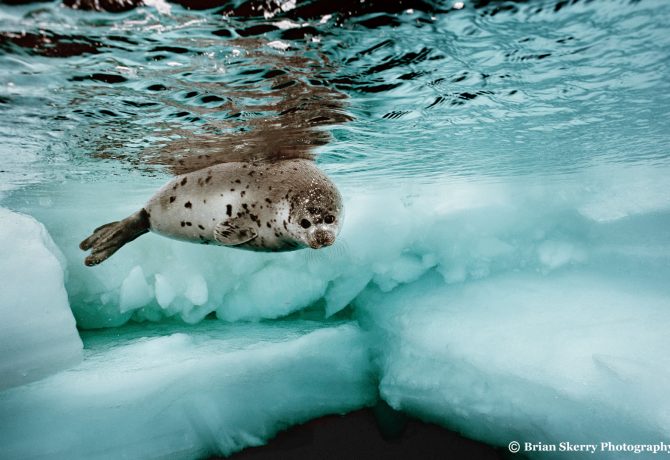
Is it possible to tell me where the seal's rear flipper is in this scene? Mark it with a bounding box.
[80,209,150,266]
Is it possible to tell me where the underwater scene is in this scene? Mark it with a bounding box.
[1,0,670,458]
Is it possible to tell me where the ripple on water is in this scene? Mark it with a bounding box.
[0,0,668,188]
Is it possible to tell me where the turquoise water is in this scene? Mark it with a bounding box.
[1,0,669,189]
[2,1,670,459]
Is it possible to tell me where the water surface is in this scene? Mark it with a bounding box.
[1,0,668,190]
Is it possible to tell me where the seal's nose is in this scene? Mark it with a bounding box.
[310,229,335,249]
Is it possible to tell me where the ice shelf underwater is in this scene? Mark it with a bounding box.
[1,162,670,459]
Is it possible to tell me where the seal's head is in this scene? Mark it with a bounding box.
[287,179,343,250]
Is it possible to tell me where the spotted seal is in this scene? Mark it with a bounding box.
[80,159,343,266]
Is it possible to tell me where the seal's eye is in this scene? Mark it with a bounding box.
[324,215,335,224]
[300,219,311,229]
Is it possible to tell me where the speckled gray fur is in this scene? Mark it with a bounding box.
[80,159,343,266]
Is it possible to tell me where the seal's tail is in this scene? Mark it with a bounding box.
[80,209,150,266]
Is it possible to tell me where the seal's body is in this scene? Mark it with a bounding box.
[80,159,343,266]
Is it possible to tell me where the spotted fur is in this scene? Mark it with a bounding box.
[80,159,343,265]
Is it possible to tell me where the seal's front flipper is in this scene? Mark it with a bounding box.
[80,209,150,266]
[214,218,258,246]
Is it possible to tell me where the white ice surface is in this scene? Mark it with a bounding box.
[0,321,375,459]
[9,163,670,330]
[1,163,669,457]
[0,207,82,390]
[356,269,670,458]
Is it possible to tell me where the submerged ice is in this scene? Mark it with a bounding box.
[11,162,670,328]
[358,270,670,452]
[2,159,670,458]
[0,321,375,459]
[0,208,82,391]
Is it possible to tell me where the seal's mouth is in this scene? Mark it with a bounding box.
[309,229,335,249]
